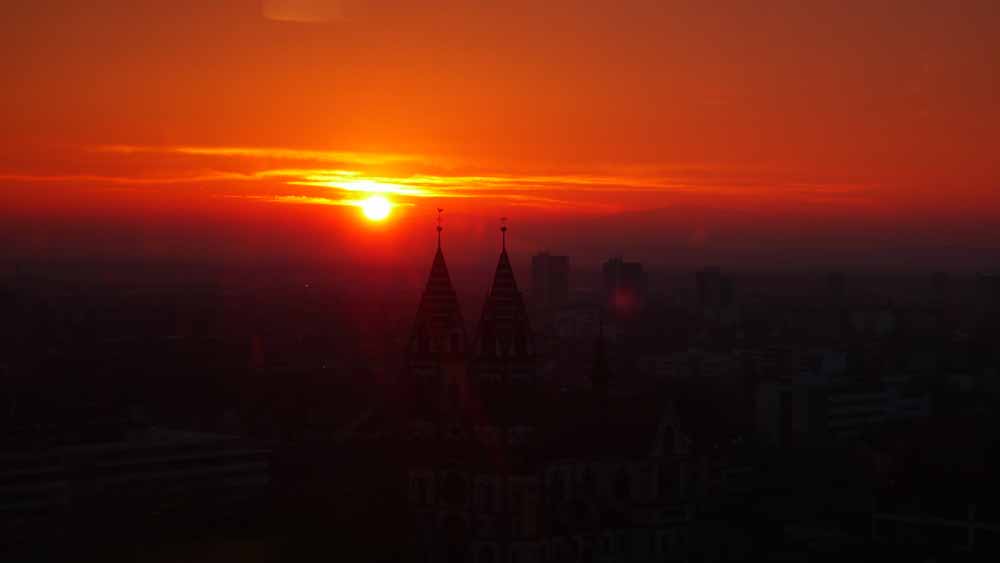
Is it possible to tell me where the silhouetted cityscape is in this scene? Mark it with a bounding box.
[3,220,1000,562]
[6,1,1000,560]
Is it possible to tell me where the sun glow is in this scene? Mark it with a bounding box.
[360,195,391,221]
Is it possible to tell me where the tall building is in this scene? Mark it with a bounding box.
[603,257,646,316]
[531,252,569,309]
[696,267,733,310]
[977,272,1000,309]
[404,219,469,426]
[695,267,738,325]
[826,272,846,305]
[472,224,536,385]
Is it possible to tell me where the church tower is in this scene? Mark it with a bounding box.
[471,221,536,385]
[405,211,469,425]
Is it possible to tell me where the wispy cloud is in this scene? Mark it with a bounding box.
[95,145,426,167]
[224,194,415,210]
[4,143,878,215]
[0,172,252,185]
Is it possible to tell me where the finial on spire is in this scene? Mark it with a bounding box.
[500,217,508,251]
[436,208,444,249]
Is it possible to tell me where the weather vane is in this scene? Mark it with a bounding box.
[436,208,444,248]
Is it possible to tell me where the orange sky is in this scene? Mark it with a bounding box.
[2,1,999,270]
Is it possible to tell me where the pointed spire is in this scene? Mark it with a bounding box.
[473,219,534,378]
[490,217,518,298]
[411,212,464,342]
[406,214,468,425]
[436,208,444,250]
[490,239,519,298]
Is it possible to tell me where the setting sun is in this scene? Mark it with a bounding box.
[360,195,391,221]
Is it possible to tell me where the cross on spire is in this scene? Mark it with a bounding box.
[500,216,508,251]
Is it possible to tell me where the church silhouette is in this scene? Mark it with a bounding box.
[369,217,708,563]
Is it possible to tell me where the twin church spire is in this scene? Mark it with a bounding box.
[407,211,535,395]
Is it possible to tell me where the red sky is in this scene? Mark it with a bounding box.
[2,1,999,271]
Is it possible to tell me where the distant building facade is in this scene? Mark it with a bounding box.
[531,252,570,309]
[696,267,733,311]
[755,364,930,446]
[603,258,647,317]
[977,272,1000,309]
[408,413,700,563]
[694,267,738,326]
[826,272,846,305]
[0,429,270,548]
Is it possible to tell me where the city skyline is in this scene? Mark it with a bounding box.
[5,3,1000,562]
